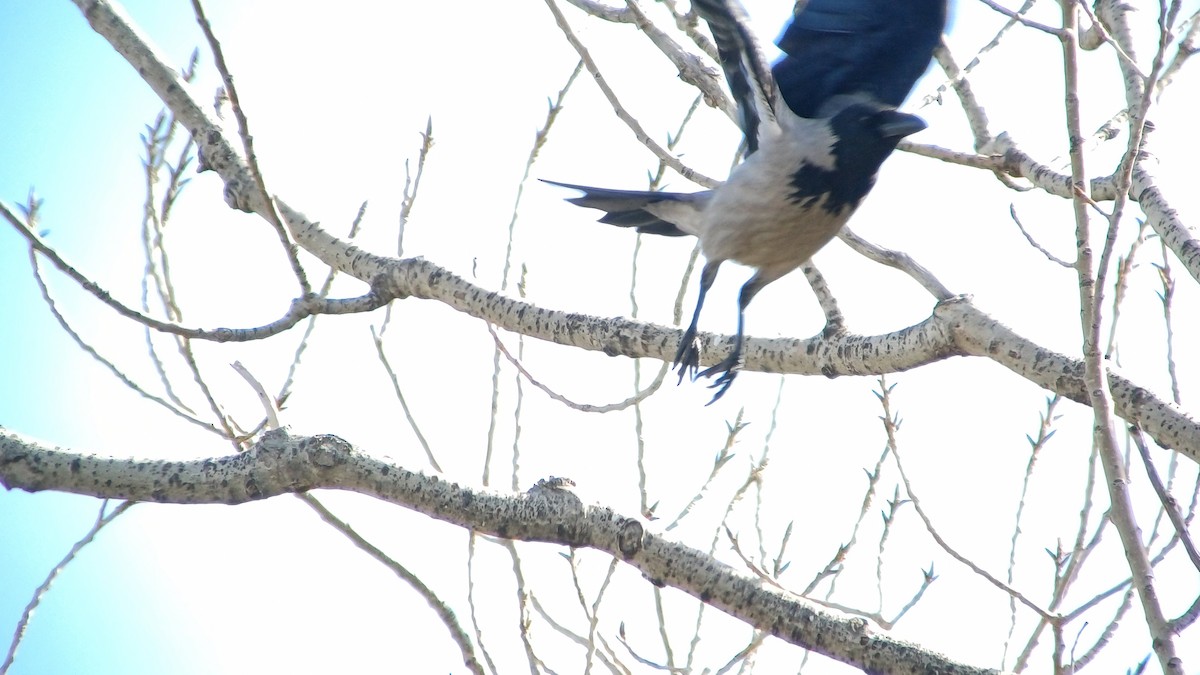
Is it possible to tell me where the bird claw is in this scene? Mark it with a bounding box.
[673,330,702,384]
[674,329,742,403]
[697,354,742,404]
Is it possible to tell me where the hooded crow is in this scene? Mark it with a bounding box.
[547,0,946,402]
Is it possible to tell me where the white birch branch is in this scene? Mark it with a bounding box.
[0,426,1008,675]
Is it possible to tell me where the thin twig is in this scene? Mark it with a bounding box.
[299,494,484,675]
[191,0,310,296]
[1,501,136,675]
[544,0,720,188]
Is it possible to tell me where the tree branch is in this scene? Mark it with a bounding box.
[0,426,1007,675]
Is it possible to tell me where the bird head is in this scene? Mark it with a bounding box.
[829,104,925,183]
[787,103,926,213]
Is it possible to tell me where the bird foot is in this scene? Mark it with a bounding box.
[673,329,702,385]
[696,353,742,404]
[674,327,742,403]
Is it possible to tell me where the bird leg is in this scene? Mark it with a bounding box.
[674,261,721,384]
[697,272,768,403]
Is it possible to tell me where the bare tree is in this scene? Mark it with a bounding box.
[2,0,1199,673]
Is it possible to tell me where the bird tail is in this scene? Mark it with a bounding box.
[542,180,702,237]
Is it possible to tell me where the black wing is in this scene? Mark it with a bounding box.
[691,0,780,155]
[771,0,947,118]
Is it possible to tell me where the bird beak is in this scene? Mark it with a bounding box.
[876,111,928,139]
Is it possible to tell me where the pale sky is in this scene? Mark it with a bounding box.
[2,1,1199,673]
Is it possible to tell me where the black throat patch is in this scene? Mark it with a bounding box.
[787,108,905,214]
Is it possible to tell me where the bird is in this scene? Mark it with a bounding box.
[547,0,947,402]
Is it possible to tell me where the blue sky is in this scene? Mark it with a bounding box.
[1,7,188,668]
[0,4,443,672]
[3,1,1200,673]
